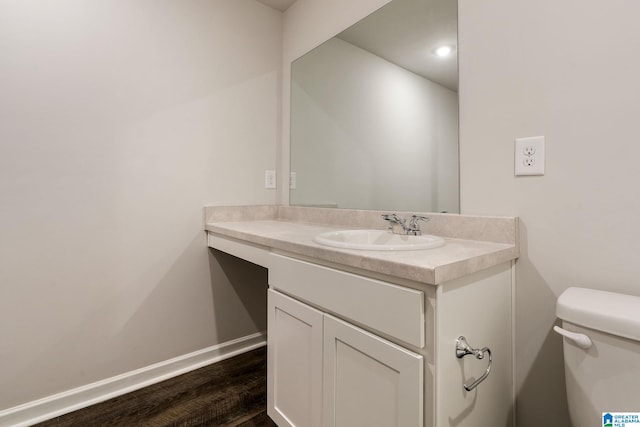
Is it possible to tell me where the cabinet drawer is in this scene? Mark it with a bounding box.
[269,253,424,348]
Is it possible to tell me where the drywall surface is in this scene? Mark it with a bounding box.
[0,0,280,410]
[458,0,640,425]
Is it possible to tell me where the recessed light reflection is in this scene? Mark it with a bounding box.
[434,46,453,57]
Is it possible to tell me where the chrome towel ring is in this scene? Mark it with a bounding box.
[455,336,492,392]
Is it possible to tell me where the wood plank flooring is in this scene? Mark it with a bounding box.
[36,346,277,427]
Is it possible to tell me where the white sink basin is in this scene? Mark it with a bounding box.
[313,229,445,251]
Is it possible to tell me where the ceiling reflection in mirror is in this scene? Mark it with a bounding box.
[290,0,459,213]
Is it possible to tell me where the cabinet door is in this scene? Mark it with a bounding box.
[323,315,423,427]
[268,289,323,427]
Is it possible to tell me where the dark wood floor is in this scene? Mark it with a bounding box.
[36,346,277,427]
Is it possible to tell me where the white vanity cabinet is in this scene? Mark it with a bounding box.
[267,289,424,427]
[263,251,514,427]
[267,253,425,427]
[205,212,517,427]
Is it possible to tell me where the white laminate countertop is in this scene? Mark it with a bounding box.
[205,206,519,285]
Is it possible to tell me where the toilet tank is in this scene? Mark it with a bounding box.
[556,287,640,427]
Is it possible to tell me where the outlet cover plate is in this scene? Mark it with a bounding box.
[515,136,545,176]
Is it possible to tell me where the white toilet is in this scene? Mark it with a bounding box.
[555,287,640,426]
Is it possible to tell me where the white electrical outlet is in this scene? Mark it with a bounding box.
[265,170,276,189]
[515,136,545,176]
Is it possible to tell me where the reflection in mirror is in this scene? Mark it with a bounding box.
[290,0,459,213]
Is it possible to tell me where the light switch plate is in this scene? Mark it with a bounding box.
[515,136,545,176]
[289,172,297,189]
[265,170,276,189]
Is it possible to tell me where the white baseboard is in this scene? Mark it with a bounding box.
[0,332,266,427]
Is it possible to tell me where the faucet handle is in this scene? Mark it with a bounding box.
[409,215,430,229]
[381,213,404,225]
[381,213,407,234]
[406,215,430,235]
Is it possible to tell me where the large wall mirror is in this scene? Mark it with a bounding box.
[290,0,459,212]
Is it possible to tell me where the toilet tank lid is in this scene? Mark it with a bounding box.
[557,287,640,341]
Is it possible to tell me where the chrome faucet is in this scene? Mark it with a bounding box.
[381,213,406,235]
[381,213,430,236]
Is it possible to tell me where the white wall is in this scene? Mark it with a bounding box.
[290,37,458,211]
[0,0,281,410]
[458,0,640,425]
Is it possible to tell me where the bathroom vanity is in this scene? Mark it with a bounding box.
[205,205,518,427]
